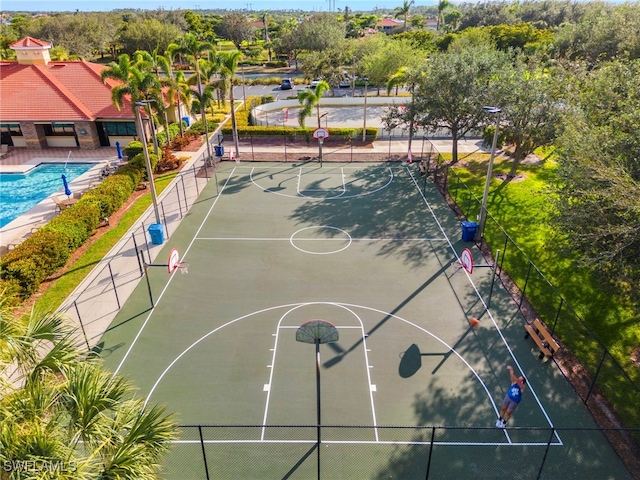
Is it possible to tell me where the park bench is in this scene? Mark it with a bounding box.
[524,318,560,360]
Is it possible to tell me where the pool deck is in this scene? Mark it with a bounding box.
[0,147,120,253]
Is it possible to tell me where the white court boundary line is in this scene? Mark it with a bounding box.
[112,164,561,447]
[251,165,394,199]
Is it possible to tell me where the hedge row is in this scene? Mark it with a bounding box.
[0,163,144,303]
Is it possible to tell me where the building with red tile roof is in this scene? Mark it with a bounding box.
[377,17,403,34]
[0,37,148,151]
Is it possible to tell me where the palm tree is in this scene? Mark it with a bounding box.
[219,51,243,159]
[297,80,331,128]
[169,34,215,160]
[437,0,452,31]
[393,0,414,31]
[387,66,419,156]
[190,85,216,163]
[0,295,177,478]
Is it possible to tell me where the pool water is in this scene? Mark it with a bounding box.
[0,163,94,228]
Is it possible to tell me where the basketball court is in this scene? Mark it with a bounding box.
[97,162,631,479]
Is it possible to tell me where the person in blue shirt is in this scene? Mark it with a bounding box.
[496,365,526,428]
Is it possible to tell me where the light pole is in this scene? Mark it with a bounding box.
[134,101,162,227]
[476,106,501,242]
[362,76,368,142]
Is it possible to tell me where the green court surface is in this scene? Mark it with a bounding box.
[98,162,632,479]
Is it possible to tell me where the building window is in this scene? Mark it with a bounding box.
[44,123,75,135]
[0,123,23,136]
[104,122,137,136]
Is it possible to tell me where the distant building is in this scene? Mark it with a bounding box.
[0,37,177,151]
[377,17,403,34]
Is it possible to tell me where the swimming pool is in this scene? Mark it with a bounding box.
[0,163,94,228]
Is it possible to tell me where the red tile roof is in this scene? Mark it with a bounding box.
[9,36,52,48]
[378,18,402,27]
[0,61,133,122]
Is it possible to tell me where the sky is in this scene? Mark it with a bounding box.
[3,0,439,13]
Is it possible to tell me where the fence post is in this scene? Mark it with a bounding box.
[175,183,183,219]
[161,203,169,238]
[519,262,533,309]
[424,426,436,480]
[181,175,188,211]
[487,250,500,310]
[192,165,200,196]
[536,428,556,480]
[551,297,564,334]
[108,263,121,310]
[585,350,607,403]
[133,233,143,276]
[74,300,91,352]
[198,426,211,480]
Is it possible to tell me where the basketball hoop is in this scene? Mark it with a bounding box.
[176,261,189,274]
[312,127,330,140]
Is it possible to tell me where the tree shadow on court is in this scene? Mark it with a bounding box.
[287,164,449,269]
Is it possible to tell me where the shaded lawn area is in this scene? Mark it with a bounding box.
[446,152,640,427]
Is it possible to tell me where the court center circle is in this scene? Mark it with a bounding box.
[290,226,352,255]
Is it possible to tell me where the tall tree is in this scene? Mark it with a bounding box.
[393,0,414,31]
[297,80,331,128]
[116,18,181,56]
[100,54,163,111]
[553,59,640,291]
[499,55,565,177]
[383,66,421,156]
[218,51,243,159]
[216,13,255,50]
[169,33,215,153]
[412,43,510,162]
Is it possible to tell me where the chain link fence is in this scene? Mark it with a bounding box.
[161,424,638,480]
[59,132,221,350]
[422,138,640,475]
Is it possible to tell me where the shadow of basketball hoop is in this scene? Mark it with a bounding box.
[399,343,423,378]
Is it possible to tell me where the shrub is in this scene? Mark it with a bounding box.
[124,140,144,159]
[43,214,92,251]
[482,125,506,149]
[2,230,70,274]
[128,152,159,180]
[1,257,47,298]
[0,281,23,306]
[157,144,182,172]
[0,154,145,302]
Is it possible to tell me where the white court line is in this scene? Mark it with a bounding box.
[172,439,561,446]
[260,303,378,441]
[196,237,448,242]
[405,166,562,446]
[120,164,559,447]
[112,166,239,379]
[251,165,394,199]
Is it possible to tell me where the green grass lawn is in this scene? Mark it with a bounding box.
[446,152,640,428]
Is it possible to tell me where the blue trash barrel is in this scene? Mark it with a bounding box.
[461,221,478,242]
[148,223,164,245]
[214,145,224,157]
[181,116,190,127]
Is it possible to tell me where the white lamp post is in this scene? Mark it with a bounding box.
[135,101,161,226]
[362,76,368,142]
[476,106,501,241]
